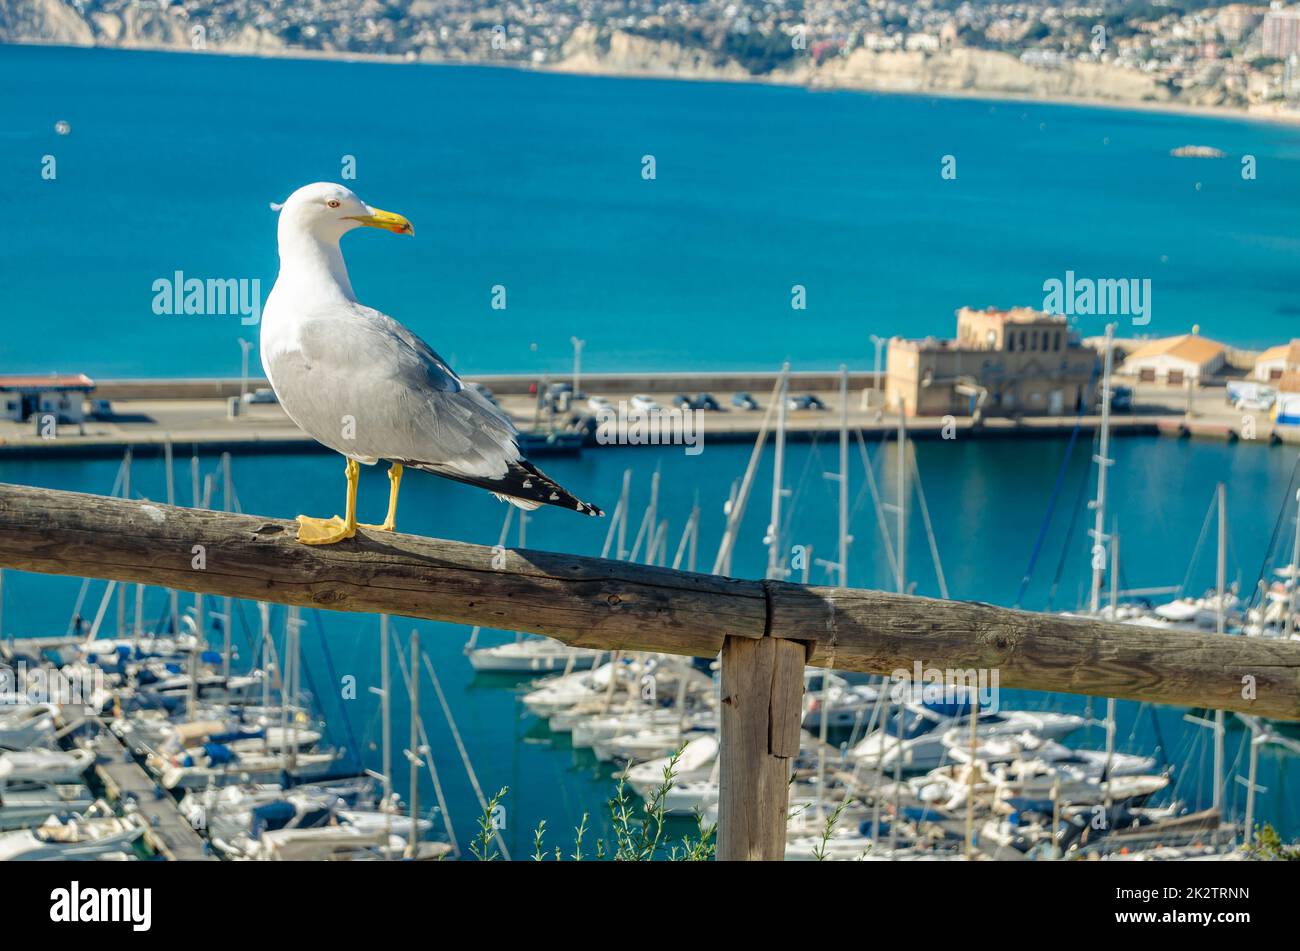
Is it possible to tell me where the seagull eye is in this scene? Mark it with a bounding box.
[326,199,341,209]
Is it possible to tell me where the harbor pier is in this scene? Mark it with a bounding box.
[6,370,1278,459]
[84,726,213,862]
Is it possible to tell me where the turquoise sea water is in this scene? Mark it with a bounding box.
[1,46,1298,850]
[3,435,1299,847]
[1,46,1299,378]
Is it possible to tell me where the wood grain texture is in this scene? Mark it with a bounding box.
[0,484,766,656]
[3,484,1299,720]
[717,635,805,861]
[771,584,1300,721]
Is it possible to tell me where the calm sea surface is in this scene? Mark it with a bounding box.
[0,46,1297,850]
[1,46,1299,378]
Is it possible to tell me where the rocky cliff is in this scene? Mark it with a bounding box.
[800,46,1172,104]
[0,0,282,54]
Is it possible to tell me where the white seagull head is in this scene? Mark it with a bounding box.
[273,182,414,245]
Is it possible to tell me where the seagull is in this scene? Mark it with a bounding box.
[261,182,603,545]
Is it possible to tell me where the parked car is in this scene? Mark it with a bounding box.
[1236,394,1275,412]
[674,393,722,411]
[587,395,612,414]
[630,394,660,412]
[86,398,113,419]
[243,387,278,404]
[732,392,760,411]
[787,393,826,411]
[1097,385,1134,413]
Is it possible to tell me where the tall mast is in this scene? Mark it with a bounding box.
[259,602,271,710]
[714,372,784,576]
[164,440,179,635]
[838,366,850,587]
[1289,487,1300,638]
[766,364,790,581]
[1089,324,1117,615]
[599,469,631,561]
[118,448,132,636]
[896,400,907,594]
[222,452,234,678]
[190,448,203,643]
[1243,717,1260,846]
[1213,481,1226,812]
[406,629,421,859]
[380,615,393,807]
[1103,528,1119,808]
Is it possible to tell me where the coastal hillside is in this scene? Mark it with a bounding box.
[802,46,1172,104]
[0,0,283,53]
[0,0,1276,115]
[556,25,1173,105]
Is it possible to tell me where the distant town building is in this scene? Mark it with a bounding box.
[885,307,1097,417]
[0,374,95,423]
[1262,6,1300,56]
[1217,4,1267,44]
[1269,366,1300,425]
[1253,339,1300,380]
[1118,332,1227,385]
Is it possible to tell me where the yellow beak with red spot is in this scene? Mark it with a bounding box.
[346,206,414,236]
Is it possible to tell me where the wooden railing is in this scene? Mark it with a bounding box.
[2,482,1298,859]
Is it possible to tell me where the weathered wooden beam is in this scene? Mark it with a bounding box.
[771,583,1300,721]
[717,635,806,860]
[0,485,765,656]
[2,484,1299,720]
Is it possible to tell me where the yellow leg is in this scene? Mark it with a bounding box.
[296,458,359,545]
[362,463,403,533]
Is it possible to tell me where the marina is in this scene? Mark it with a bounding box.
[2,348,1299,863]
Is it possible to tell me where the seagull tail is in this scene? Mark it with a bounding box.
[421,458,604,518]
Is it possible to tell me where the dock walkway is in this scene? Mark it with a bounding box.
[84,724,213,861]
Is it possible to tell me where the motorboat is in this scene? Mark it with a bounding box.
[522,663,620,718]
[0,807,143,861]
[0,703,59,749]
[467,636,606,673]
[0,748,97,831]
[0,748,94,783]
[593,718,715,765]
[154,744,340,790]
[625,734,718,798]
[850,704,1085,773]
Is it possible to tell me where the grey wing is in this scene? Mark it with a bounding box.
[288,304,522,480]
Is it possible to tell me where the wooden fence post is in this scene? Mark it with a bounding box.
[717,634,806,860]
